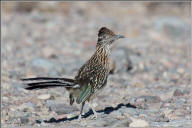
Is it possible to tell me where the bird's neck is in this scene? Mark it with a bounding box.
[96,44,111,56]
[94,44,110,69]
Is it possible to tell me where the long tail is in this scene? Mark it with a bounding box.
[21,77,76,90]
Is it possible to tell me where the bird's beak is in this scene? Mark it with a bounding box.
[114,35,125,39]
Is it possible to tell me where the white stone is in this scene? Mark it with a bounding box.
[37,94,51,100]
[129,117,149,127]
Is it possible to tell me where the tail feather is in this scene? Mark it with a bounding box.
[21,77,74,82]
[25,83,73,90]
[26,81,73,86]
[21,77,76,90]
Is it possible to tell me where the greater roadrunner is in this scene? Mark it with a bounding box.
[21,27,125,120]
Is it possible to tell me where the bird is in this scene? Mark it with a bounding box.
[21,27,125,120]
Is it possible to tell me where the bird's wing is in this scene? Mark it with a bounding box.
[76,76,107,104]
[76,83,93,104]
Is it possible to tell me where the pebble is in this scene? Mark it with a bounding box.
[159,91,173,101]
[173,89,184,96]
[175,98,187,105]
[155,114,169,122]
[17,102,35,112]
[2,96,9,101]
[20,116,29,124]
[129,118,149,127]
[110,111,124,119]
[112,118,132,127]
[119,107,139,116]
[42,47,56,58]
[137,95,161,103]
[89,117,118,127]
[37,94,51,100]
[162,108,173,119]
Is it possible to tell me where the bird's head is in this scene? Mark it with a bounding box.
[97,27,125,46]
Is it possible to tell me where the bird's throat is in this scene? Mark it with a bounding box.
[95,45,110,69]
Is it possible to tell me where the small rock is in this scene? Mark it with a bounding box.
[175,98,187,105]
[138,62,145,70]
[129,118,149,127]
[155,114,169,122]
[162,108,174,119]
[2,96,9,101]
[129,97,137,105]
[177,68,185,74]
[159,91,173,101]
[110,111,124,119]
[137,95,161,103]
[173,89,184,96]
[19,102,35,112]
[37,94,51,100]
[119,107,138,116]
[9,111,31,124]
[112,118,132,127]
[134,82,145,88]
[66,113,74,118]
[20,116,29,124]
[89,118,109,127]
[47,101,78,115]
[89,116,118,127]
[42,47,56,58]
[40,121,47,126]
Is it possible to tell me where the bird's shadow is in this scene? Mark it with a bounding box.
[40,103,136,123]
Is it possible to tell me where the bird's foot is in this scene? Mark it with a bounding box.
[78,115,82,122]
[90,116,97,120]
[78,115,87,126]
[90,113,97,120]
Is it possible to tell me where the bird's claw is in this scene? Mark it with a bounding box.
[78,115,82,122]
[90,114,97,120]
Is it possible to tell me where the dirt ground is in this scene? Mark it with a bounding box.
[2,2,191,127]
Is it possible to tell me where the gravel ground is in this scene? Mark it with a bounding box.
[2,2,191,127]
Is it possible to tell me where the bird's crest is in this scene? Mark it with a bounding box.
[98,27,115,37]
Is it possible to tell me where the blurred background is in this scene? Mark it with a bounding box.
[2,2,191,127]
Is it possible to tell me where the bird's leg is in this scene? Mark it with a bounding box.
[69,93,74,105]
[91,106,97,119]
[78,101,85,121]
[88,102,97,119]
